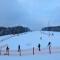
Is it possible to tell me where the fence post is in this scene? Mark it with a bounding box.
[0,49,1,55]
[49,46,51,54]
[33,47,34,55]
[20,49,21,56]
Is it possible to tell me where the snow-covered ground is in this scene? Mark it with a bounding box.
[0,31,60,60]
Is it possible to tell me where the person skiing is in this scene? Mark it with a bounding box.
[6,46,9,55]
[18,45,20,52]
[48,42,51,54]
[18,45,21,56]
[38,43,41,51]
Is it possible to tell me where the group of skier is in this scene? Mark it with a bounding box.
[5,45,21,55]
[4,41,51,55]
[38,42,51,54]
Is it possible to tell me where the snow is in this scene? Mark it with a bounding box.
[0,31,60,60]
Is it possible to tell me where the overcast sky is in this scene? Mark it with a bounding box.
[0,0,60,30]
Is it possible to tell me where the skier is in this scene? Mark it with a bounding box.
[48,42,51,54]
[6,46,9,55]
[18,45,20,52]
[18,45,21,56]
[38,43,41,51]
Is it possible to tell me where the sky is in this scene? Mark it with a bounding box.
[0,0,60,30]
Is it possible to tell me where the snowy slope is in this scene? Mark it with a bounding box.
[0,31,60,49]
[0,31,60,60]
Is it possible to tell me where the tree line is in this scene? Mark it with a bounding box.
[0,26,31,36]
[42,26,60,32]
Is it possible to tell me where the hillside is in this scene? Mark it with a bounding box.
[0,26,30,36]
[0,31,60,60]
[0,31,60,57]
[42,26,60,32]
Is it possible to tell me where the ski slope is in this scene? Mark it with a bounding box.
[0,31,60,60]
